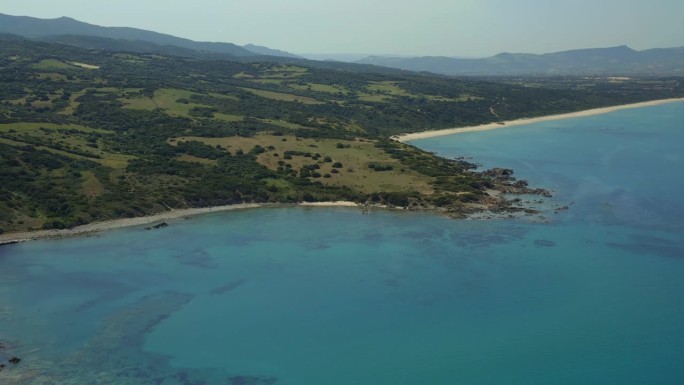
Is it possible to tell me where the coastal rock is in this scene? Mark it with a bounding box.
[483,168,515,180]
[145,222,169,230]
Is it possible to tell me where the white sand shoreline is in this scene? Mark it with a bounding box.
[0,202,360,245]
[395,98,684,142]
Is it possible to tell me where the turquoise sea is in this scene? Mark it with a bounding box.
[1,102,683,384]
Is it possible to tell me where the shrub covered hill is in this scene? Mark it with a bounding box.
[1,36,682,233]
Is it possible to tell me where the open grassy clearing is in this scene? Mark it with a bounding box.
[97,153,136,169]
[120,88,244,121]
[358,93,393,102]
[366,81,416,96]
[289,83,350,94]
[177,154,218,165]
[80,171,106,198]
[0,122,111,134]
[248,79,285,85]
[213,113,244,122]
[0,136,105,165]
[233,72,254,79]
[121,88,207,116]
[207,92,239,101]
[258,72,308,79]
[113,53,148,63]
[260,65,309,78]
[31,59,78,70]
[363,81,480,102]
[265,65,308,73]
[0,123,133,169]
[1,130,96,158]
[426,94,484,102]
[36,72,68,81]
[170,135,434,194]
[239,87,322,104]
[60,89,88,115]
[257,118,307,130]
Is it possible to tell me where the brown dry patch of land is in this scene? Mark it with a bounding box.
[81,171,106,198]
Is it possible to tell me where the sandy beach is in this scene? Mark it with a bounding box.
[0,201,361,245]
[299,201,359,207]
[395,98,684,142]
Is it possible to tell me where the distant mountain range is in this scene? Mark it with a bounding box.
[1,13,682,76]
[243,44,301,59]
[0,13,300,59]
[357,46,684,76]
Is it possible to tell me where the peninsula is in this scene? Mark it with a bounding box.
[1,35,682,237]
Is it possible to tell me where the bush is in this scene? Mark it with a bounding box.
[332,162,343,168]
[368,163,393,171]
[250,145,266,155]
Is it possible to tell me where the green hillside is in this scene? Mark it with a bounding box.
[0,37,681,233]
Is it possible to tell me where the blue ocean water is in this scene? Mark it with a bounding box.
[1,102,683,384]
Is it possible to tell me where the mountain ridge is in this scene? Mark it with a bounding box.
[357,45,684,76]
[1,13,682,76]
[0,13,298,59]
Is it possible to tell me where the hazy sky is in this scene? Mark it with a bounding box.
[3,0,683,57]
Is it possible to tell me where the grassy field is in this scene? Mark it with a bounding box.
[361,81,480,102]
[426,94,483,102]
[208,92,240,101]
[365,81,415,96]
[358,93,393,102]
[60,89,88,115]
[0,122,110,134]
[257,119,307,129]
[262,65,308,78]
[239,87,322,104]
[233,72,254,79]
[170,134,434,194]
[36,72,69,81]
[120,88,242,121]
[214,113,245,122]
[80,171,106,197]
[0,122,133,169]
[289,83,350,95]
[249,79,285,85]
[31,59,78,70]
[121,88,200,115]
[113,53,148,63]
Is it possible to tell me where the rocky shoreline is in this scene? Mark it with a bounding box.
[0,185,555,246]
